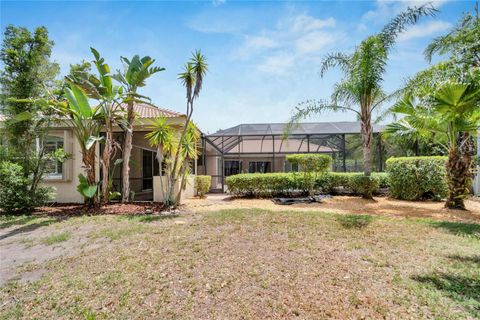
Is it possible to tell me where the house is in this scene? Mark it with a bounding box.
[1,104,193,203]
[1,106,384,201]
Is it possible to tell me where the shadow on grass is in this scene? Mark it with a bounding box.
[447,254,480,265]
[336,214,373,229]
[0,215,44,229]
[0,217,66,241]
[412,272,480,317]
[119,214,178,223]
[430,221,480,238]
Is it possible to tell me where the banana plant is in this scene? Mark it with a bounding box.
[113,55,165,202]
[54,82,103,205]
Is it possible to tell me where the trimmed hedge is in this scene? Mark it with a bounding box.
[386,156,448,200]
[226,172,387,197]
[195,175,211,198]
[286,154,332,172]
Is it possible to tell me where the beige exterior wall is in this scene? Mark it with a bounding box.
[42,129,100,203]
[153,175,195,203]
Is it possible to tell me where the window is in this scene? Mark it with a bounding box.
[224,160,242,176]
[44,135,64,179]
[249,161,271,173]
[284,161,299,172]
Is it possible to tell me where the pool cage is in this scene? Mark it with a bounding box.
[198,122,385,192]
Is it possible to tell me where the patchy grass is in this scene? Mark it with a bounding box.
[1,209,479,319]
[336,214,374,229]
[40,231,71,245]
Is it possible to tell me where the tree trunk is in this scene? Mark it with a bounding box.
[101,123,114,203]
[360,117,373,176]
[445,133,473,210]
[122,101,135,203]
[167,103,192,208]
[83,147,97,206]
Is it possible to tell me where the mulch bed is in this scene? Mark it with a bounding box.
[34,202,166,216]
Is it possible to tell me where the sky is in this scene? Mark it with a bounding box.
[0,0,475,133]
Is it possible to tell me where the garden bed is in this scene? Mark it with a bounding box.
[33,202,166,216]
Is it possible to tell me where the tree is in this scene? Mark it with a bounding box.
[286,5,436,184]
[145,117,174,202]
[67,48,125,202]
[113,56,164,202]
[391,6,480,209]
[390,84,479,209]
[53,83,103,205]
[0,25,60,209]
[164,51,207,207]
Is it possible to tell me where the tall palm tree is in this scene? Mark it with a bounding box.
[113,55,165,202]
[286,5,436,182]
[166,51,207,207]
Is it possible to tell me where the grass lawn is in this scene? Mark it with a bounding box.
[0,208,479,319]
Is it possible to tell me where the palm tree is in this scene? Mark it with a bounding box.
[145,117,174,202]
[286,5,436,183]
[165,51,207,207]
[431,83,479,209]
[113,55,165,202]
[388,83,479,209]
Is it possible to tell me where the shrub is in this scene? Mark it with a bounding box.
[0,161,52,214]
[226,173,295,197]
[195,175,211,198]
[349,175,380,199]
[286,154,332,195]
[227,171,385,197]
[316,172,385,194]
[386,156,448,200]
[286,154,332,172]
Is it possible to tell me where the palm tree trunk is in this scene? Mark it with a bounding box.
[122,101,135,203]
[101,123,113,202]
[445,133,473,210]
[360,117,373,176]
[83,147,97,206]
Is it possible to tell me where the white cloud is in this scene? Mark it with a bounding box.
[232,12,341,73]
[257,53,295,74]
[295,31,336,54]
[398,20,451,41]
[291,15,335,33]
[245,35,279,50]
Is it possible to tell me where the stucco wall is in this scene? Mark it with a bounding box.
[153,175,195,203]
[42,129,100,203]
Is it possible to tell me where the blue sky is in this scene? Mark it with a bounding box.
[1,0,474,133]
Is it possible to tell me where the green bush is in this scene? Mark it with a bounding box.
[386,156,448,200]
[0,161,52,214]
[226,173,295,197]
[349,175,380,199]
[195,175,211,198]
[286,154,332,172]
[286,154,332,195]
[226,171,385,197]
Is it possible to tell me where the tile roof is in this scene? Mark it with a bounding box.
[0,104,183,122]
[127,103,183,118]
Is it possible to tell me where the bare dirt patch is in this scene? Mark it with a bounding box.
[184,195,480,223]
[34,202,166,216]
